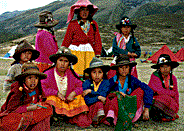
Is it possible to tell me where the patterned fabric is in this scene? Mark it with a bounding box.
[78,20,90,35]
[36,62,52,72]
[3,63,22,92]
[54,68,67,96]
[46,95,88,117]
[162,74,170,89]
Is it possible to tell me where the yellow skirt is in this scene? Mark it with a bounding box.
[46,95,89,117]
[69,44,95,75]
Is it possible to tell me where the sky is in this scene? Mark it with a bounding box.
[0,0,57,15]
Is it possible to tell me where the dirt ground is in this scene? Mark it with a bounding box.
[0,58,184,131]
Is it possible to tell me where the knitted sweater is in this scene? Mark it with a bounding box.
[62,20,102,55]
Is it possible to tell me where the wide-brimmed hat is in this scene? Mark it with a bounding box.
[116,16,137,30]
[15,62,47,81]
[49,46,78,65]
[151,54,179,69]
[34,11,59,28]
[66,0,98,23]
[111,55,137,70]
[13,40,40,61]
[84,57,110,73]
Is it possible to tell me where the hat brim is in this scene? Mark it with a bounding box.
[13,49,40,61]
[49,53,78,65]
[116,24,137,30]
[34,20,59,28]
[151,62,179,69]
[15,71,47,81]
[111,62,137,70]
[84,65,110,74]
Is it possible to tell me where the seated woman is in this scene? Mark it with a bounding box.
[82,57,110,127]
[106,55,153,130]
[148,54,180,122]
[41,47,90,128]
[0,62,52,131]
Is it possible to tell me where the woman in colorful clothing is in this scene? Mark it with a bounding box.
[105,55,153,130]
[41,47,90,128]
[0,62,52,131]
[148,54,180,122]
[108,16,141,79]
[82,57,110,127]
[62,0,102,76]
[34,11,59,72]
[3,40,40,93]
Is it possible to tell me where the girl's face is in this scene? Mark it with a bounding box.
[25,75,39,90]
[160,64,171,77]
[91,68,103,84]
[121,26,131,36]
[56,56,70,73]
[118,65,130,77]
[79,7,89,19]
[20,51,32,62]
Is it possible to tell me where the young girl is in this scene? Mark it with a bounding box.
[41,47,90,128]
[108,16,141,79]
[3,40,40,93]
[106,55,153,130]
[0,62,52,131]
[82,57,110,127]
[148,54,180,122]
[34,11,59,72]
[62,0,102,76]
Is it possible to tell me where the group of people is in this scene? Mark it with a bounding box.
[0,0,180,130]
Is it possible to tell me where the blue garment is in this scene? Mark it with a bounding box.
[109,75,153,108]
[112,36,141,58]
[82,79,110,106]
[113,75,131,95]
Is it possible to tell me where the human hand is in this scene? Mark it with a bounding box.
[27,104,38,111]
[131,53,138,58]
[58,92,65,101]
[143,108,149,121]
[82,89,92,97]
[120,92,126,97]
[98,96,106,104]
[67,91,76,101]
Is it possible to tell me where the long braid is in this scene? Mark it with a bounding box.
[158,70,166,89]
[170,70,173,90]
[131,29,136,52]
[69,65,81,81]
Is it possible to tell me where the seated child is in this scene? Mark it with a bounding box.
[0,62,52,131]
[82,57,110,127]
[148,54,180,122]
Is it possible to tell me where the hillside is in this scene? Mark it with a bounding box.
[0,10,25,22]
[0,0,183,47]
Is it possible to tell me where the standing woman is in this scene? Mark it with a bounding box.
[82,57,110,127]
[62,0,102,76]
[41,47,90,128]
[105,55,153,130]
[34,11,59,72]
[109,16,141,79]
[148,54,180,122]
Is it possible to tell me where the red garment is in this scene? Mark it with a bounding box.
[0,81,53,131]
[148,73,179,117]
[62,20,102,55]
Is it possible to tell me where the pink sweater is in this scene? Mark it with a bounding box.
[35,30,58,64]
[41,68,83,98]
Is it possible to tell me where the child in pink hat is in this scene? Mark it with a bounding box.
[62,0,102,76]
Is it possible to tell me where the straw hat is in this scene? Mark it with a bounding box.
[49,46,78,65]
[84,57,110,73]
[34,11,59,28]
[151,54,179,69]
[116,16,137,30]
[111,55,137,70]
[13,40,40,61]
[15,62,47,81]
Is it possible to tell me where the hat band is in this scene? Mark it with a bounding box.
[90,62,103,67]
[22,67,39,73]
[117,60,130,65]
